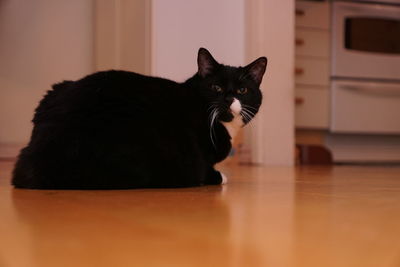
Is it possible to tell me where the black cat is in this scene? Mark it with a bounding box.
[12,48,267,189]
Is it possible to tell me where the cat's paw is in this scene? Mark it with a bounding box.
[220,172,228,185]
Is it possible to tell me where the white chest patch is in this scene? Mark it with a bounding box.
[221,98,244,142]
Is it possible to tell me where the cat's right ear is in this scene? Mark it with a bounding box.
[198,48,218,78]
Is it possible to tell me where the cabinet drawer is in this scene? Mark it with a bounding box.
[295,87,330,129]
[295,57,329,86]
[295,1,330,30]
[295,29,330,58]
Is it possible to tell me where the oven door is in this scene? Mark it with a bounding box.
[332,1,400,80]
[331,79,400,134]
[351,0,400,4]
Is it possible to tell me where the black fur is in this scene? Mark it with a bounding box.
[12,48,267,189]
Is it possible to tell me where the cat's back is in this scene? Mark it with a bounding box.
[33,70,180,124]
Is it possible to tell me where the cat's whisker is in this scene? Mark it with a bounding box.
[241,113,250,124]
[243,107,256,118]
[242,107,256,116]
[208,108,214,120]
[242,104,258,112]
[209,108,219,149]
[241,110,250,119]
[239,114,246,124]
[242,104,257,109]
[245,110,254,120]
[241,108,250,117]
[244,112,254,122]
[243,115,255,127]
[242,111,253,120]
[241,109,254,124]
[239,111,247,122]
[207,104,218,112]
[209,108,215,126]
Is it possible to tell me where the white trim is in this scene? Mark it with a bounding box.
[244,0,295,165]
[94,0,152,74]
[144,0,152,75]
[150,0,157,76]
[114,0,122,67]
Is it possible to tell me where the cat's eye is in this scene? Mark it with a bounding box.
[212,85,223,93]
[237,88,248,94]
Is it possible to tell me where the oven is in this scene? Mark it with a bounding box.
[331,0,400,134]
[332,0,400,80]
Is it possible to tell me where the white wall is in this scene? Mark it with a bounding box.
[262,0,295,165]
[151,0,245,82]
[152,0,295,165]
[245,0,295,166]
[0,0,94,150]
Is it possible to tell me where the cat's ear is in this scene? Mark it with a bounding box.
[197,48,219,77]
[243,57,268,85]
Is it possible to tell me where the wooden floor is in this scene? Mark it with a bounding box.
[0,161,400,267]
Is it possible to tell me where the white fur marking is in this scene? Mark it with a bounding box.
[220,172,228,185]
[230,98,242,114]
[221,98,244,141]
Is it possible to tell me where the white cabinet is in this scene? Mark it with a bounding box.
[295,87,330,129]
[295,0,331,129]
[295,29,330,58]
[295,57,330,86]
[295,1,330,30]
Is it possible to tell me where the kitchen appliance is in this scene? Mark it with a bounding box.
[331,0,400,134]
[331,79,400,133]
[332,0,400,80]
[327,0,400,163]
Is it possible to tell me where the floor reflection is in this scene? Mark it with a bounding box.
[10,186,231,267]
[218,165,296,267]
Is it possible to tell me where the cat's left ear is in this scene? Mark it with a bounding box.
[198,48,219,77]
[243,57,268,85]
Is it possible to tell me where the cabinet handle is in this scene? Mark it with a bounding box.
[295,39,304,46]
[295,68,304,75]
[295,9,305,16]
[295,97,304,105]
[341,85,400,97]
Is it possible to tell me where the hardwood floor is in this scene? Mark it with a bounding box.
[0,160,399,267]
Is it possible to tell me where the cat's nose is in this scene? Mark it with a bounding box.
[224,96,233,104]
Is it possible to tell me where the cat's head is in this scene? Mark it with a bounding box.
[196,48,267,126]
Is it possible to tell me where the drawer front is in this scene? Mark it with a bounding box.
[295,87,330,129]
[295,1,330,30]
[295,29,330,58]
[331,80,400,134]
[295,57,329,86]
